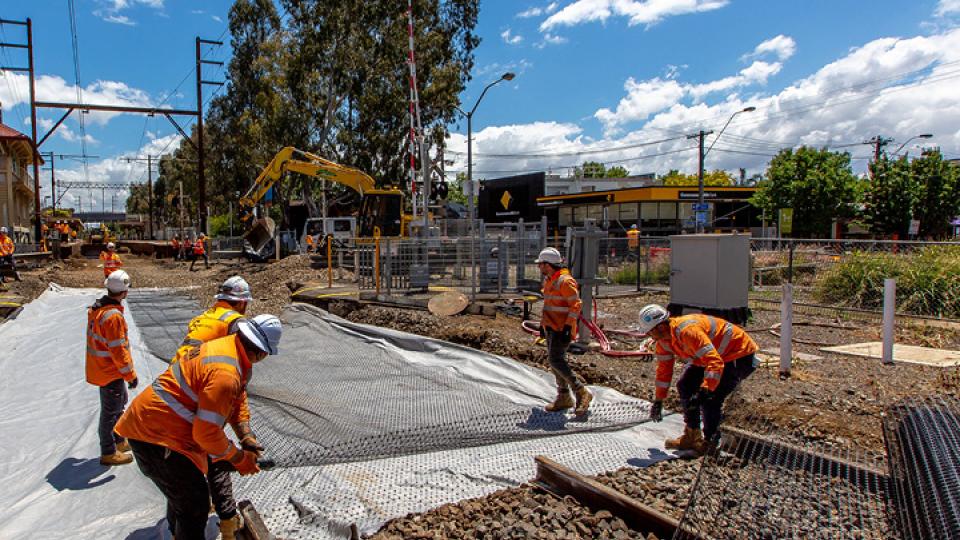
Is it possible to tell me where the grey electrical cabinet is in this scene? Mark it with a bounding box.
[668,233,750,321]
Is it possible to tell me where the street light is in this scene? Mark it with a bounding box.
[893,133,933,155]
[454,71,516,227]
[692,105,755,233]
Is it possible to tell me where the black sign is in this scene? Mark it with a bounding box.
[479,172,545,223]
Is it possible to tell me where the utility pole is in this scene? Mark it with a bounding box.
[178,181,185,242]
[196,37,224,235]
[687,129,713,233]
[147,154,153,239]
[866,135,893,162]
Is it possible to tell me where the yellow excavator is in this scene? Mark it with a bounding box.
[239,147,406,259]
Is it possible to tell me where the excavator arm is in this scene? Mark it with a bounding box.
[238,147,376,222]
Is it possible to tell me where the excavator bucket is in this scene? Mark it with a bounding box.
[243,217,276,253]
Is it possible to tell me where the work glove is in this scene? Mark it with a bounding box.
[232,450,261,476]
[128,377,138,389]
[649,400,663,422]
[240,434,264,457]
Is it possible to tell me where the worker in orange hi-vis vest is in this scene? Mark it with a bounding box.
[0,226,21,283]
[87,270,137,466]
[640,304,758,455]
[99,242,123,278]
[535,247,593,416]
[190,233,210,271]
[115,314,282,540]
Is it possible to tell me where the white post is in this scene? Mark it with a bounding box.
[883,278,896,365]
[779,283,793,377]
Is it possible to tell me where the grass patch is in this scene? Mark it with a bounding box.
[612,261,671,285]
[814,246,960,318]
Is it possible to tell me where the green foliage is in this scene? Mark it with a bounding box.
[910,150,960,238]
[661,169,733,186]
[612,260,670,285]
[751,147,863,238]
[447,172,467,205]
[862,155,917,237]
[207,214,235,237]
[605,165,629,178]
[814,246,960,317]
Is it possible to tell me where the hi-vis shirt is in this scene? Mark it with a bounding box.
[172,301,243,363]
[541,268,582,339]
[653,314,757,400]
[85,297,136,386]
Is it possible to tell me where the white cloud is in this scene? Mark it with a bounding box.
[212,15,223,23]
[94,0,165,25]
[935,0,960,16]
[517,2,559,18]
[742,35,796,62]
[541,0,728,31]
[534,33,568,48]
[447,28,960,179]
[501,29,524,45]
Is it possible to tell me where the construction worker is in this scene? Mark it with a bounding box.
[536,247,593,416]
[305,232,315,253]
[0,226,21,283]
[99,242,123,278]
[627,224,640,249]
[170,235,181,261]
[87,270,137,466]
[115,314,282,540]
[190,233,209,271]
[641,304,758,455]
[168,276,253,539]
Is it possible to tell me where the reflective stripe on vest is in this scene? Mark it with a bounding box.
[153,354,242,426]
[217,310,239,322]
[152,380,195,424]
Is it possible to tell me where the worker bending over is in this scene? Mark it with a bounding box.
[0,227,21,283]
[86,270,138,466]
[172,276,254,539]
[641,305,758,455]
[99,242,123,278]
[116,314,282,540]
[536,247,593,416]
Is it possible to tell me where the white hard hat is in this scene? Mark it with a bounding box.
[107,242,116,250]
[216,275,253,302]
[105,269,131,294]
[630,224,638,229]
[535,247,563,265]
[239,314,282,355]
[638,304,670,334]
[0,226,7,234]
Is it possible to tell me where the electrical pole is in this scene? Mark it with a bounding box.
[196,37,224,235]
[687,129,713,233]
[865,135,893,179]
[147,154,153,239]
[178,181,185,241]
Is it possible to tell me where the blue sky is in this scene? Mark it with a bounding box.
[2,0,960,210]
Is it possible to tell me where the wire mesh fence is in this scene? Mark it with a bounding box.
[675,414,897,540]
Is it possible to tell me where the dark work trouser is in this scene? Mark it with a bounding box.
[676,354,757,442]
[190,252,209,270]
[129,439,210,540]
[98,378,128,455]
[207,457,238,520]
[545,328,583,392]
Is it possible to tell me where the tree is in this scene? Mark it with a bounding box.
[447,172,468,205]
[751,147,862,237]
[581,161,606,178]
[862,155,917,237]
[661,169,734,186]
[605,165,629,178]
[912,150,960,238]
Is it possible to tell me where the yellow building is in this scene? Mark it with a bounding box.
[0,119,41,242]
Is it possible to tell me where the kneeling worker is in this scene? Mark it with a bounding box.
[535,247,592,415]
[641,304,758,455]
[173,276,255,539]
[115,314,283,540]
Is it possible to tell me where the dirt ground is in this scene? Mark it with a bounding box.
[6,253,959,538]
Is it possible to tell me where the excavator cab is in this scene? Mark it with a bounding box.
[358,190,404,238]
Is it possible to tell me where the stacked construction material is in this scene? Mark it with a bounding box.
[883,395,960,540]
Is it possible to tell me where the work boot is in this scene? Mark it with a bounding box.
[116,440,131,453]
[665,427,706,454]
[544,391,575,412]
[219,514,244,540]
[573,386,593,416]
[99,451,133,466]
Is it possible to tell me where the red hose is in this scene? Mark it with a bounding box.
[521,317,654,359]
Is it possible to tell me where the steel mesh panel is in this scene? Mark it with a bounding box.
[674,416,896,540]
[126,288,199,362]
[882,395,960,540]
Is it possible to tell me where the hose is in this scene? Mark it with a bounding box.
[521,317,655,359]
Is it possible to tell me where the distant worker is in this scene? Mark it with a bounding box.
[305,232,315,253]
[171,235,182,261]
[536,247,593,416]
[40,223,49,252]
[0,226,21,283]
[641,305,758,455]
[99,242,123,278]
[115,314,283,540]
[190,233,209,271]
[86,270,137,466]
[170,276,254,539]
[627,224,639,249]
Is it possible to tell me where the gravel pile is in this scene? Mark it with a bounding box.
[370,484,663,540]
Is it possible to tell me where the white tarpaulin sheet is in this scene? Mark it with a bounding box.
[0,287,681,539]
